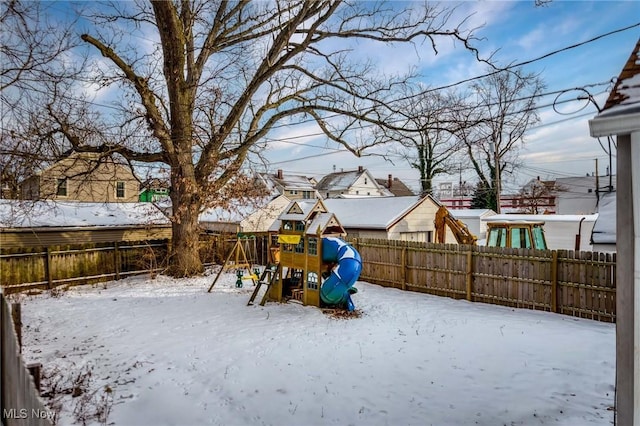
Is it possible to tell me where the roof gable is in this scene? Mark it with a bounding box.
[603,39,640,112]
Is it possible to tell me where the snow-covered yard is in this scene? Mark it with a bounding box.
[15,272,615,425]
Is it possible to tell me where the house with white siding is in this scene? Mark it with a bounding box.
[316,166,392,199]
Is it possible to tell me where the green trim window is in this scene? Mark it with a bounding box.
[116,181,126,198]
[294,221,305,232]
[56,178,67,196]
[294,239,305,254]
[307,272,318,290]
[308,237,318,256]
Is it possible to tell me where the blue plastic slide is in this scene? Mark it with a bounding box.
[320,237,362,311]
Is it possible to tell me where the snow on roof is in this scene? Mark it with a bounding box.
[199,196,278,224]
[591,192,616,244]
[0,200,169,228]
[278,200,320,222]
[305,212,342,235]
[316,170,361,191]
[323,196,421,229]
[451,209,496,219]
[485,213,598,223]
[601,39,640,116]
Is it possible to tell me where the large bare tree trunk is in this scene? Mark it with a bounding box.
[168,171,203,277]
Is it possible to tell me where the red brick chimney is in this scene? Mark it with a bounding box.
[388,174,392,188]
[277,169,283,179]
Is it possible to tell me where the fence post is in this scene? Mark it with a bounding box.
[465,250,473,301]
[551,250,558,313]
[401,246,407,291]
[114,242,120,280]
[11,302,21,353]
[45,247,53,289]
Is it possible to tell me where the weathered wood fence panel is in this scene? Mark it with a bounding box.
[0,235,231,295]
[0,240,171,294]
[354,238,616,323]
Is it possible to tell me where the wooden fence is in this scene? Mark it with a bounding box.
[1,236,617,322]
[353,238,616,322]
[0,234,270,295]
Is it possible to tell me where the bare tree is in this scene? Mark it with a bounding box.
[452,68,545,212]
[381,89,466,196]
[1,1,81,197]
[27,1,487,276]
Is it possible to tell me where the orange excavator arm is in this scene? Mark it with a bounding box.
[434,205,478,245]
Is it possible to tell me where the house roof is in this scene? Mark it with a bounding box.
[258,172,316,192]
[375,177,415,196]
[451,209,496,219]
[316,169,362,191]
[0,200,169,228]
[602,39,640,115]
[323,196,429,229]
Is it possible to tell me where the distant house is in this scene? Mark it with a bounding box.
[257,169,319,200]
[139,178,170,203]
[316,166,392,199]
[20,151,139,203]
[323,195,454,242]
[375,174,415,197]
[554,175,616,215]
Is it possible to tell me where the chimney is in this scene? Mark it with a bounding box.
[388,174,392,188]
[358,165,363,173]
[277,169,283,179]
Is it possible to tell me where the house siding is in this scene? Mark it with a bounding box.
[21,154,139,202]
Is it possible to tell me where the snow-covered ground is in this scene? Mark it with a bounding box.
[14,272,615,426]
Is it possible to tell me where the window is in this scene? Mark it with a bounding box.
[282,244,293,252]
[294,221,305,232]
[308,237,318,255]
[116,181,125,198]
[532,226,547,250]
[56,178,67,196]
[510,227,532,249]
[294,239,305,254]
[487,227,507,248]
[364,178,368,184]
[283,221,293,231]
[307,272,319,290]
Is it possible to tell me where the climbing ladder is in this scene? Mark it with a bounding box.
[247,263,281,306]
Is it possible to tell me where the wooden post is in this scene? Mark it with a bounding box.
[114,242,120,280]
[465,251,473,301]
[551,250,558,313]
[401,247,407,291]
[45,247,53,289]
[27,362,42,394]
[11,302,21,353]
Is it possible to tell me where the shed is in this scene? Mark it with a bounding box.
[0,200,171,248]
[323,195,454,243]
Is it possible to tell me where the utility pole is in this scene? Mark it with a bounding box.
[493,141,501,213]
[595,158,600,206]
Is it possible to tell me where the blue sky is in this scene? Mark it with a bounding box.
[257,1,639,194]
